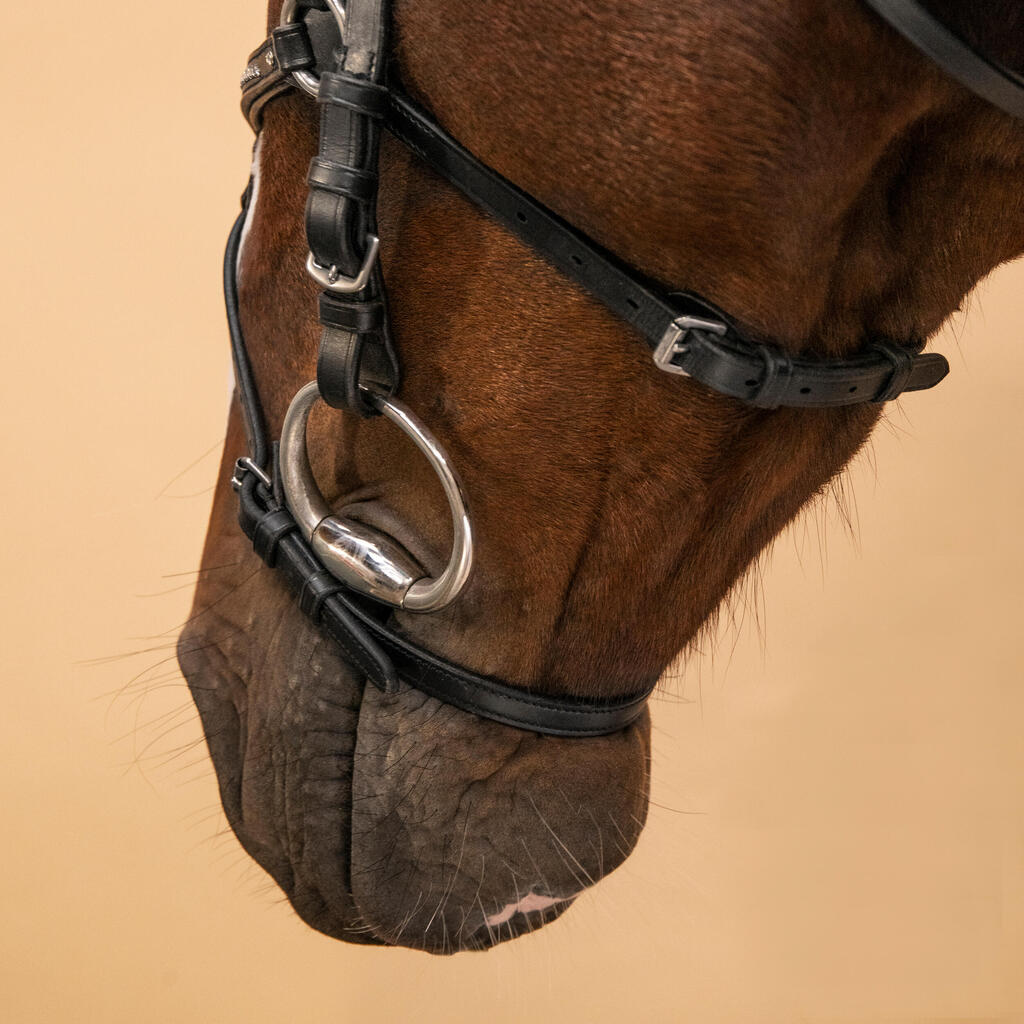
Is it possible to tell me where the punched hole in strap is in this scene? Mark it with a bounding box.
[871,340,917,403]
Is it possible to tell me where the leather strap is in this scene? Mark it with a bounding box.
[861,0,1024,122]
[383,94,949,407]
[303,0,400,418]
[236,470,654,735]
[240,37,293,132]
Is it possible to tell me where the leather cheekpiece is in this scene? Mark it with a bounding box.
[301,5,400,419]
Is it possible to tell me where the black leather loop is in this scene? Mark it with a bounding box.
[251,507,297,568]
[305,191,350,269]
[270,23,316,73]
[317,325,364,411]
[319,293,385,332]
[307,158,378,201]
[298,568,346,619]
[316,323,397,415]
[871,339,918,403]
[749,345,795,409]
[318,72,390,117]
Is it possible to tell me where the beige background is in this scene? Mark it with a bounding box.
[2,2,1022,1022]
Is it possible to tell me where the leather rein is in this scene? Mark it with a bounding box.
[224,0,1021,737]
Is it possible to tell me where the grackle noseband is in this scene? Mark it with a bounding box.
[224,0,1022,736]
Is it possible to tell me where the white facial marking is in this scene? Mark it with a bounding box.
[237,135,263,278]
[485,891,571,928]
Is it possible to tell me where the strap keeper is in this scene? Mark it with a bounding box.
[318,72,390,117]
[298,569,345,620]
[270,23,316,73]
[252,508,297,568]
[748,345,794,408]
[307,157,378,202]
[871,340,917,403]
[319,293,385,332]
[316,323,394,416]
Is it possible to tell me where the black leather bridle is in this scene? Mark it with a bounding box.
[224,0,1022,737]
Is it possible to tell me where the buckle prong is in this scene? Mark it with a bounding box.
[306,236,380,294]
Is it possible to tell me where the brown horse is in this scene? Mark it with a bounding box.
[180,0,1024,952]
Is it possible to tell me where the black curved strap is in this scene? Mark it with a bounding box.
[251,507,296,567]
[234,469,654,736]
[224,206,269,467]
[656,295,948,407]
[383,92,949,409]
[860,0,1024,122]
[240,37,290,132]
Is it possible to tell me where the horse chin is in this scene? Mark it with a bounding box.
[177,607,652,954]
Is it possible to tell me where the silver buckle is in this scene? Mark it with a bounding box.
[231,456,272,492]
[305,236,380,294]
[653,315,728,376]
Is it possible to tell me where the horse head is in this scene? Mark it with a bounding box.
[179,0,1024,952]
